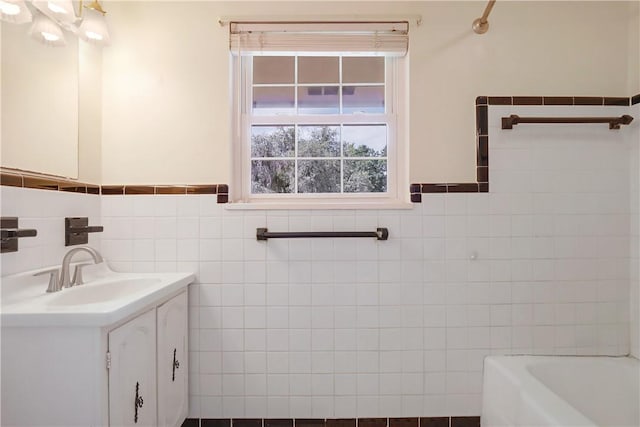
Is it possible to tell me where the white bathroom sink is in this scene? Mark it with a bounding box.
[1,264,194,327]
[47,277,162,306]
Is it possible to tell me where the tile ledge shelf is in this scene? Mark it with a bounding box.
[225,200,414,210]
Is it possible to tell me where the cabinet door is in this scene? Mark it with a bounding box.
[108,309,157,427]
[157,291,189,427]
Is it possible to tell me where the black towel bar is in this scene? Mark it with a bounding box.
[502,114,634,130]
[256,227,389,241]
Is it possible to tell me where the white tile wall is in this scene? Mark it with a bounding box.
[2,105,636,420]
[98,109,632,417]
[0,186,102,276]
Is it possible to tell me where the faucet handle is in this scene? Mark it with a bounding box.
[35,268,61,293]
[72,262,94,286]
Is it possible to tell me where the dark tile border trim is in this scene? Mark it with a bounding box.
[0,170,228,203]
[450,417,481,427]
[325,419,356,427]
[109,185,221,196]
[102,184,224,201]
[101,185,124,195]
[1,171,101,195]
[409,93,639,202]
[358,419,387,427]
[200,419,231,427]
[484,95,634,106]
[0,173,23,187]
[418,418,448,427]
[183,418,480,427]
[6,91,638,206]
[297,420,328,427]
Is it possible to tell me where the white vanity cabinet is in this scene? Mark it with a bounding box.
[1,283,191,427]
[108,291,189,427]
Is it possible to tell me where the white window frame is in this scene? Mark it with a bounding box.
[229,24,410,209]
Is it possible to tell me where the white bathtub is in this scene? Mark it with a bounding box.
[481,355,639,427]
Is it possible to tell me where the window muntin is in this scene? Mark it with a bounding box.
[245,55,393,198]
[250,123,388,194]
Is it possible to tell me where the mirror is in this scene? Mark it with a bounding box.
[1,21,79,178]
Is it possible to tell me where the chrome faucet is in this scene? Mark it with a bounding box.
[58,246,104,290]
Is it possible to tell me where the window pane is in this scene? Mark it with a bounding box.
[342,86,385,114]
[298,56,339,84]
[251,126,295,157]
[298,125,340,157]
[253,86,295,115]
[344,160,387,193]
[298,86,339,114]
[343,125,387,157]
[253,56,294,84]
[298,160,340,193]
[343,57,384,84]
[251,160,295,193]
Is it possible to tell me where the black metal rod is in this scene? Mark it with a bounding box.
[68,226,104,233]
[502,114,634,130]
[0,228,37,240]
[257,227,389,241]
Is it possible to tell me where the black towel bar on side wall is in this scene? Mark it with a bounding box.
[501,114,634,130]
[256,228,389,241]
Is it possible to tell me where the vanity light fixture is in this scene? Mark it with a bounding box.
[1,0,110,47]
[0,0,32,24]
[29,9,66,46]
[77,0,110,45]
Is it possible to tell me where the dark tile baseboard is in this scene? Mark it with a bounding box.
[183,417,480,427]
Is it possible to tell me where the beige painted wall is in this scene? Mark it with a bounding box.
[78,42,103,184]
[101,1,635,185]
[629,1,640,94]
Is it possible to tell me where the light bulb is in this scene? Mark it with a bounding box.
[0,0,32,23]
[41,31,60,41]
[78,6,109,45]
[0,1,20,15]
[47,1,67,14]
[84,30,102,40]
[33,0,75,24]
[29,10,65,46]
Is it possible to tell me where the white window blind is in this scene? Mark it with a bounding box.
[229,21,409,56]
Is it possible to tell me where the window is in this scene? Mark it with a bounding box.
[230,22,409,207]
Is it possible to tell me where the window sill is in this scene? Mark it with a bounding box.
[224,200,414,211]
